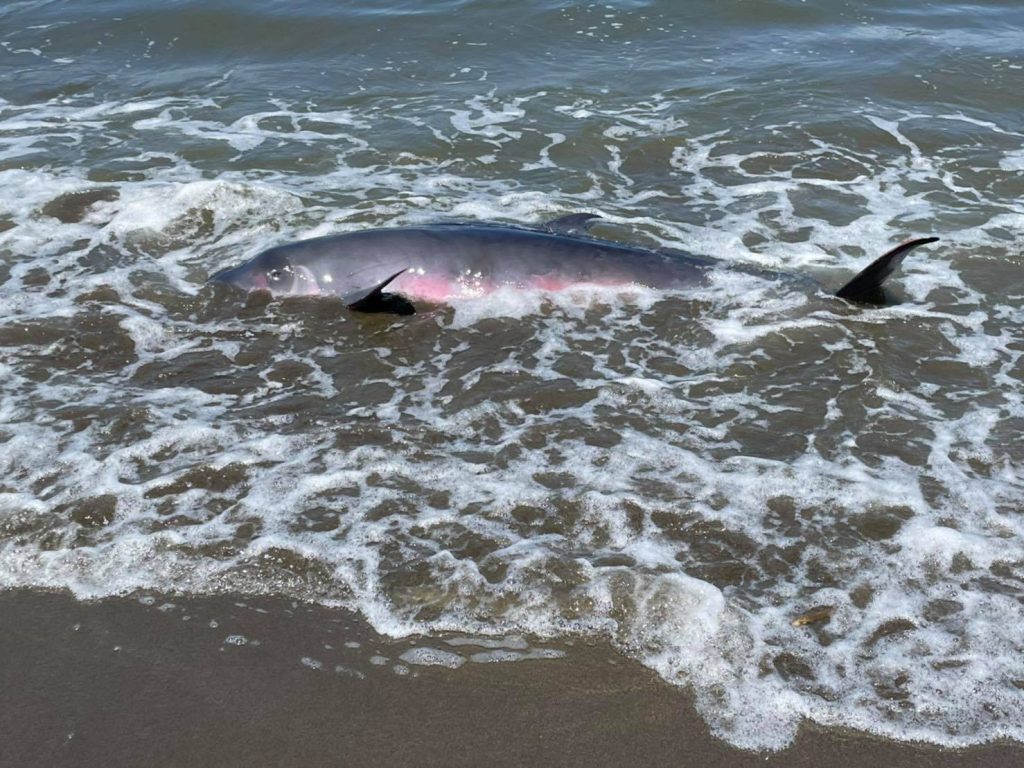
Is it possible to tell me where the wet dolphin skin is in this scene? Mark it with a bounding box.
[210,214,938,313]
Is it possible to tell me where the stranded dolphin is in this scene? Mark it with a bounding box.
[209,213,938,314]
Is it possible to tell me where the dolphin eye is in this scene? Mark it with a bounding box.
[256,248,298,293]
[265,265,295,292]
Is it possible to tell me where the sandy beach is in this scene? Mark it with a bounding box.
[4,0,1024,759]
[0,589,1019,768]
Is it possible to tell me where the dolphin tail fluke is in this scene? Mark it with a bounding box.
[835,236,939,304]
[345,269,416,315]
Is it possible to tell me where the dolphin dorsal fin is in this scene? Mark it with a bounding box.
[541,213,602,236]
[345,269,416,315]
[835,237,939,304]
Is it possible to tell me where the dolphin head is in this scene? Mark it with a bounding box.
[209,247,320,296]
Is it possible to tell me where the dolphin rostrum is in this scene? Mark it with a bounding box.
[209,213,938,314]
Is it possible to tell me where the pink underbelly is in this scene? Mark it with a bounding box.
[399,275,467,302]
[397,274,624,301]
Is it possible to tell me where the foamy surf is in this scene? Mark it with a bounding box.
[2,0,1024,751]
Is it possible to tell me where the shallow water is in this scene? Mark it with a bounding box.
[2,0,1024,751]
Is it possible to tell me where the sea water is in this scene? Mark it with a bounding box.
[1,0,1023,750]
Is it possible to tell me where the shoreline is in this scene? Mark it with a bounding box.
[0,588,1020,768]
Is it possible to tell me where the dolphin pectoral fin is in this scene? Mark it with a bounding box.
[542,213,603,236]
[345,269,416,315]
[835,236,939,304]
[351,292,416,315]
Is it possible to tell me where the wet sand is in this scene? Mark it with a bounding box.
[0,589,1019,768]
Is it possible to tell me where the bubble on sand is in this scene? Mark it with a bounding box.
[399,647,466,669]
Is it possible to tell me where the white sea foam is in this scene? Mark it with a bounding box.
[468,648,566,663]
[398,647,466,669]
[0,87,1022,753]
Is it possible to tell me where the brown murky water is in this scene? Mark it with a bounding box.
[1,0,1023,750]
